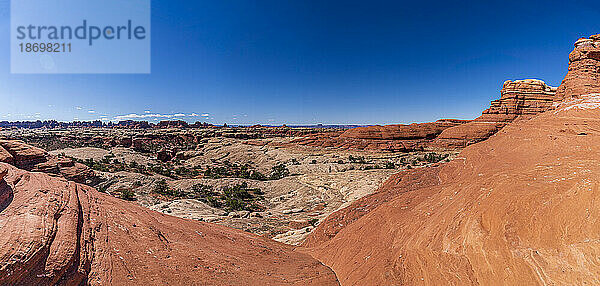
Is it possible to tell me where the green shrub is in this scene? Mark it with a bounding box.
[269,164,290,180]
[119,189,136,201]
[422,152,449,164]
[348,155,367,164]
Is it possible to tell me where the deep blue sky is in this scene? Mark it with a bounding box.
[1,0,600,125]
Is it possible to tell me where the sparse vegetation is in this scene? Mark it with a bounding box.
[421,152,449,164]
[269,163,290,180]
[204,161,290,181]
[153,179,185,197]
[119,189,136,201]
[348,155,367,164]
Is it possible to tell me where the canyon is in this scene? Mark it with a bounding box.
[1,34,600,285]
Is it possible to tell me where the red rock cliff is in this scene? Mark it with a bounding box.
[432,79,557,148]
[555,34,600,100]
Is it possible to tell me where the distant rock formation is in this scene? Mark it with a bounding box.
[294,79,557,151]
[432,79,557,148]
[555,34,600,100]
[293,120,469,152]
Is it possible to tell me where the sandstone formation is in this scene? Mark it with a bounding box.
[294,79,557,151]
[555,34,600,100]
[293,120,468,152]
[301,35,600,285]
[0,162,339,285]
[432,79,557,148]
[0,140,98,185]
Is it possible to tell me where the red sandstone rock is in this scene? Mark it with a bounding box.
[0,147,13,164]
[431,79,557,148]
[0,140,47,169]
[555,35,600,100]
[0,140,98,184]
[0,163,339,285]
[339,120,467,140]
[295,79,557,152]
[301,93,600,285]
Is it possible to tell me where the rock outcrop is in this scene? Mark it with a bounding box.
[301,35,600,285]
[432,79,557,148]
[0,161,339,285]
[303,95,600,285]
[0,140,98,185]
[294,79,557,151]
[293,120,468,152]
[555,34,600,100]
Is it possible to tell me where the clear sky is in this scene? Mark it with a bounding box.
[1,0,600,125]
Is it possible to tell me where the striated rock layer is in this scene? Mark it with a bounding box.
[0,140,98,185]
[294,79,557,151]
[0,161,339,285]
[432,79,557,148]
[293,120,468,152]
[555,34,600,100]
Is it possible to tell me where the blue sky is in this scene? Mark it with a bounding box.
[1,0,600,125]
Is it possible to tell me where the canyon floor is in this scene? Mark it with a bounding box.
[1,127,455,246]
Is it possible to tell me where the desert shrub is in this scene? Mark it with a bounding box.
[385,161,395,169]
[310,159,317,164]
[422,152,449,164]
[154,179,169,194]
[220,182,264,212]
[348,155,367,164]
[119,189,136,201]
[153,179,184,197]
[269,163,290,180]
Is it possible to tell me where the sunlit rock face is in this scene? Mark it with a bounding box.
[302,35,600,286]
[555,34,600,100]
[432,79,557,149]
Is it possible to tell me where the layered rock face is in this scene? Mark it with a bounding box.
[302,93,600,285]
[555,34,600,100]
[484,79,557,117]
[295,79,557,151]
[0,161,339,285]
[432,79,557,148]
[0,140,98,185]
[293,120,468,152]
